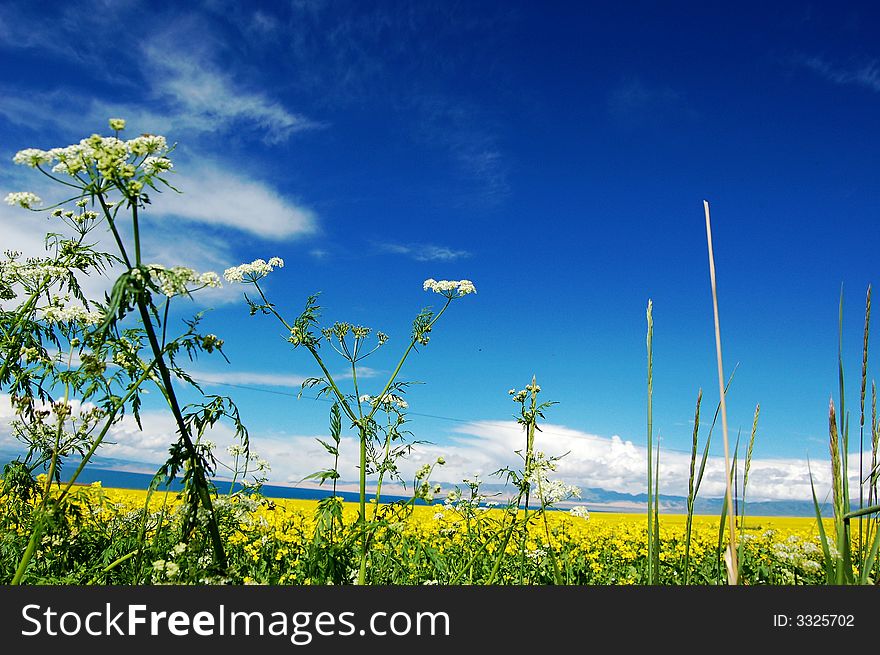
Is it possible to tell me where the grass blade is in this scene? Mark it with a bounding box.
[704,199,738,584]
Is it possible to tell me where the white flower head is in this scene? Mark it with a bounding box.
[12,149,52,167]
[423,278,477,298]
[109,118,126,131]
[4,192,42,209]
[143,156,173,175]
[541,479,581,505]
[223,257,284,283]
[147,264,220,297]
[360,393,408,411]
[198,271,222,288]
[40,304,104,326]
[569,506,590,520]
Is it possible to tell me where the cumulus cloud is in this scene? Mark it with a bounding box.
[439,421,836,503]
[0,389,843,503]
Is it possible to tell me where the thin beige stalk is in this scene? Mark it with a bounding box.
[703,199,739,584]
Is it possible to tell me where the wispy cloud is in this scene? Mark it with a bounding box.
[140,37,323,143]
[413,95,510,204]
[606,77,697,128]
[190,365,380,390]
[378,242,471,262]
[798,55,880,93]
[0,3,323,144]
[148,160,317,240]
[190,371,309,389]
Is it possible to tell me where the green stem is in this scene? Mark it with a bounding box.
[486,512,520,585]
[57,361,157,503]
[136,298,227,569]
[365,298,453,425]
[646,300,654,584]
[11,523,43,584]
[41,345,75,503]
[97,194,132,270]
[357,424,368,585]
[535,476,563,584]
[131,202,142,267]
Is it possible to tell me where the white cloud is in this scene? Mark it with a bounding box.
[799,56,880,93]
[0,392,842,503]
[440,420,836,503]
[140,39,322,143]
[378,242,471,262]
[0,3,322,144]
[0,198,249,309]
[606,77,697,127]
[0,202,119,306]
[190,365,381,390]
[191,370,309,389]
[148,160,316,240]
[0,12,321,245]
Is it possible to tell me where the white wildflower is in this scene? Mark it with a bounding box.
[569,506,590,520]
[149,265,220,296]
[109,118,126,131]
[802,560,821,573]
[142,156,173,175]
[541,478,581,505]
[198,271,222,288]
[360,393,408,410]
[422,278,477,298]
[227,444,247,457]
[127,134,168,156]
[223,257,283,283]
[4,192,42,209]
[12,149,52,167]
[41,304,104,326]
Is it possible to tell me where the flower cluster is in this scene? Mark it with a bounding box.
[541,478,582,506]
[768,534,823,574]
[40,303,105,326]
[568,505,590,520]
[223,257,284,283]
[4,192,42,209]
[358,393,409,411]
[148,264,222,297]
[508,381,541,403]
[9,119,173,198]
[422,278,476,298]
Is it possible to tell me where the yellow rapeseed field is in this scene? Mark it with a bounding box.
[6,482,830,585]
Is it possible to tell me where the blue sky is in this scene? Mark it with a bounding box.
[1,1,879,502]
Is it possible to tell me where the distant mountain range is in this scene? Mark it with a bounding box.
[0,446,830,517]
